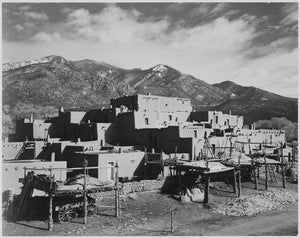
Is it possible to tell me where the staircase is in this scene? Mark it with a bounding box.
[14,142,35,160]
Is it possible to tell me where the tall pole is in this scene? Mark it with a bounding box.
[115,162,120,217]
[144,148,148,179]
[161,151,164,177]
[264,154,269,190]
[48,168,53,231]
[229,138,232,159]
[170,205,174,233]
[83,158,88,224]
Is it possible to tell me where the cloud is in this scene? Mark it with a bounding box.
[2,3,298,97]
[25,11,48,21]
[168,17,256,52]
[64,6,169,43]
[280,3,298,26]
[18,5,31,11]
[31,32,62,42]
[189,3,231,19]
[14,24,24,31]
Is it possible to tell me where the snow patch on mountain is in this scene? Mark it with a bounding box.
[3,55,63,71]
[152,64,168,77]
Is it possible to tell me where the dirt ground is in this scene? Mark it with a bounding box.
[2,175,298,236]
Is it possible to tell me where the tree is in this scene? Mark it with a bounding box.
[254,117,298,141]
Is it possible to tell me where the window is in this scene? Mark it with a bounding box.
[215,116,219,124]
[169,115,172,121]
[194,130,197,138]
[145,118,149,125]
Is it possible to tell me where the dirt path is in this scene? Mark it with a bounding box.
[3,181,298,236]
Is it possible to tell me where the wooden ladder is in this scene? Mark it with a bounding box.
[14,172,35,220]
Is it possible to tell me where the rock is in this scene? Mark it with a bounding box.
[127,193,138,200]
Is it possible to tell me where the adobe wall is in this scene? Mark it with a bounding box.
[2,142,24,160]
[2,161,67,194]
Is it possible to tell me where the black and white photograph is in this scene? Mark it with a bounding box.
[2,1,298,236]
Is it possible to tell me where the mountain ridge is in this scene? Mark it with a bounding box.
[2,55,297,137]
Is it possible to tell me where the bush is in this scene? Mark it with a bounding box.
[254,117,298,141]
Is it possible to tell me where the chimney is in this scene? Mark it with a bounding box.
[229,110,231,115]
[60,106,64,113]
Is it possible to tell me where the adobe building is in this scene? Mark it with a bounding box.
[111,94,192,129]
[190,110,244,129]
[3,93,287,194]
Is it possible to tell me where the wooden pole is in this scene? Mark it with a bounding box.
[48,169,53,231]
[292,145,295,168]
[281,143,286,188]
[248,139,251,155]
[204,174,210,203]
[233,169,237,194]
[238,170,242,197]
[115,162,120,217]
[264,154,269,190]
[170,206,174,233]
[161,151,164,177]
[83,158,88,224]
[229,138,232,159]
[282,163,286,189]
[252,158,258,190]
[144,148,148,179]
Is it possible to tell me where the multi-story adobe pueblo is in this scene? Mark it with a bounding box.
[3,94,287,194]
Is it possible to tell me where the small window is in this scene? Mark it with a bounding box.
[145,118,149,125]
[194,130,197,138]
[169,115,172,121]
[215,116,219,124]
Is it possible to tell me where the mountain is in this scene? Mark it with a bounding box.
[213,81,298,124]
[3,55,229,109]
[2,56,298,137]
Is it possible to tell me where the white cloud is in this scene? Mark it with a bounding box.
[25,11,48,21]
[168,17,256,51]
[64,6,169,43]
[31,32,62,42]
[3,4,298,98]
[14,24,24,31]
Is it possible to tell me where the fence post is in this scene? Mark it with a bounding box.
[144,148,148,179]
[264,154,269,190]
[115,162,120,217]
[83,158,88,224]
[161,151,164,177]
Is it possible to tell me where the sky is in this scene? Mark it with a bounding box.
[2,2,298,98]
